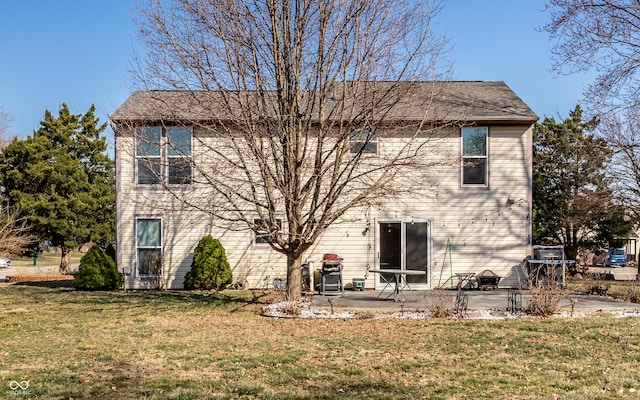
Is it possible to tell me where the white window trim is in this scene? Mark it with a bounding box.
[135,216,163,278]
[460,126,489,188]
[166,126,193,186]
[252,217,283,247]
[135,126,162,187]
[135,126,193,187]
[349,129,379,155]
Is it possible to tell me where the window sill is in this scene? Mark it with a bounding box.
[135,184,193,189]
[137,275,162,280]
[460,184,490,190]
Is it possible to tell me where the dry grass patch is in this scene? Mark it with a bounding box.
[2,284,640,399]
[568,278,640,302]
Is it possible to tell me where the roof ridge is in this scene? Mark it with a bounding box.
[112,81,537,122]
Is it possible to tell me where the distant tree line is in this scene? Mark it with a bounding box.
[540,0,640,256]
[533,105,634,259]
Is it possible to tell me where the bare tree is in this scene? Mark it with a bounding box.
[0,105,13,148]
[544,0,640,113]
[599,111,640,215]
[0,109,34,257]
[0,209,33,257]
[544,1,640,225]
[130,0,453,299]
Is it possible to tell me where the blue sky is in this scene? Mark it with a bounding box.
[0,1,594,150]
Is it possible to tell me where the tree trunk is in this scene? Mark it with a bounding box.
[59,247,72,275]
[564,224,578,260]
[286,252,302,300]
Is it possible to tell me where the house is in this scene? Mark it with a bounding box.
[110,81,538,290]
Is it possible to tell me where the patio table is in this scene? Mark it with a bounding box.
[368,269,427,302]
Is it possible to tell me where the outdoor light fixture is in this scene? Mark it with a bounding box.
[362,222,370,236]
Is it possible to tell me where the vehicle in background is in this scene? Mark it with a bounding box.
[0,257,11,268]
[605,247,626,267]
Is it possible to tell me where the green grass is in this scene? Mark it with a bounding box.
[1,284,640,399]
[567,278,640,300]
[8,252,82,268]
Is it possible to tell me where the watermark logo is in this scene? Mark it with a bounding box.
[7,381,30,396]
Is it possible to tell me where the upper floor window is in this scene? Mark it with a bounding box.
[461,127,488,186]
[136,127,162,185]
[135,126,192,186]
[349,130,378,155]
[166,127,192,184]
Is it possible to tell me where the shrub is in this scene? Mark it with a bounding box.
[105,242,116,263]
[525,287,567,317]
[74,245,124,290]
[184,236,232,290]
[426,289,454,318]
[627,285,640,303]
[588,282,610,296]
[146,251,164,290]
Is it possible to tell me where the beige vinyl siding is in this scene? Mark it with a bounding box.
[300,125,531,289]
[116,123,532,290]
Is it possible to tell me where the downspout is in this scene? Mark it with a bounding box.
[448,238,453,285]
[527,124,534,255]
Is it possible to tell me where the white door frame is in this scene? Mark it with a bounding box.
[374,218,433,290]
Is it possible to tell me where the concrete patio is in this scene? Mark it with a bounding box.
[309,288,640,317]
[307,265,640,317]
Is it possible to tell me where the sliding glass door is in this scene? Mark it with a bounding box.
[375,219,432,289]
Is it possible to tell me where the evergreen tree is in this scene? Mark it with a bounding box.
[533,105,632,258]
[0,104,115,273]
[184,236,232,291]
[74,245,123,290]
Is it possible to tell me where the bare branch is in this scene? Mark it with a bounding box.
[121,0,457,299]
[544,0,640,112]
[0,105,14,148]
[0,208,34,257]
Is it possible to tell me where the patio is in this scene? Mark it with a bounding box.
[309,288,640,317]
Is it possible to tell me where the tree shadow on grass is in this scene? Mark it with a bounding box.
[15,279,74,289]
[126,289,274,312]
[11,283,274,313]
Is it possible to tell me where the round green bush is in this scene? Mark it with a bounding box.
[74,245,124,291]
[184,236,232,290]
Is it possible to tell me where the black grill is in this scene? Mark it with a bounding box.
[318,254,344,295]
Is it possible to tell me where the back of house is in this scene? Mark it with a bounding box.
[110,81,537,291]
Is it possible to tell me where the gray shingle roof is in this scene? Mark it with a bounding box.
[111,81,537,125]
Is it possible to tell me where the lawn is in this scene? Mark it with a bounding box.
[567,278,640,301]
[9,252,83,268]
[1,283,639,399]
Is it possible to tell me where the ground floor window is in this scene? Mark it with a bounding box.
[253,218,283,246]
[349,129,378,155]
[136,218,162,276]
